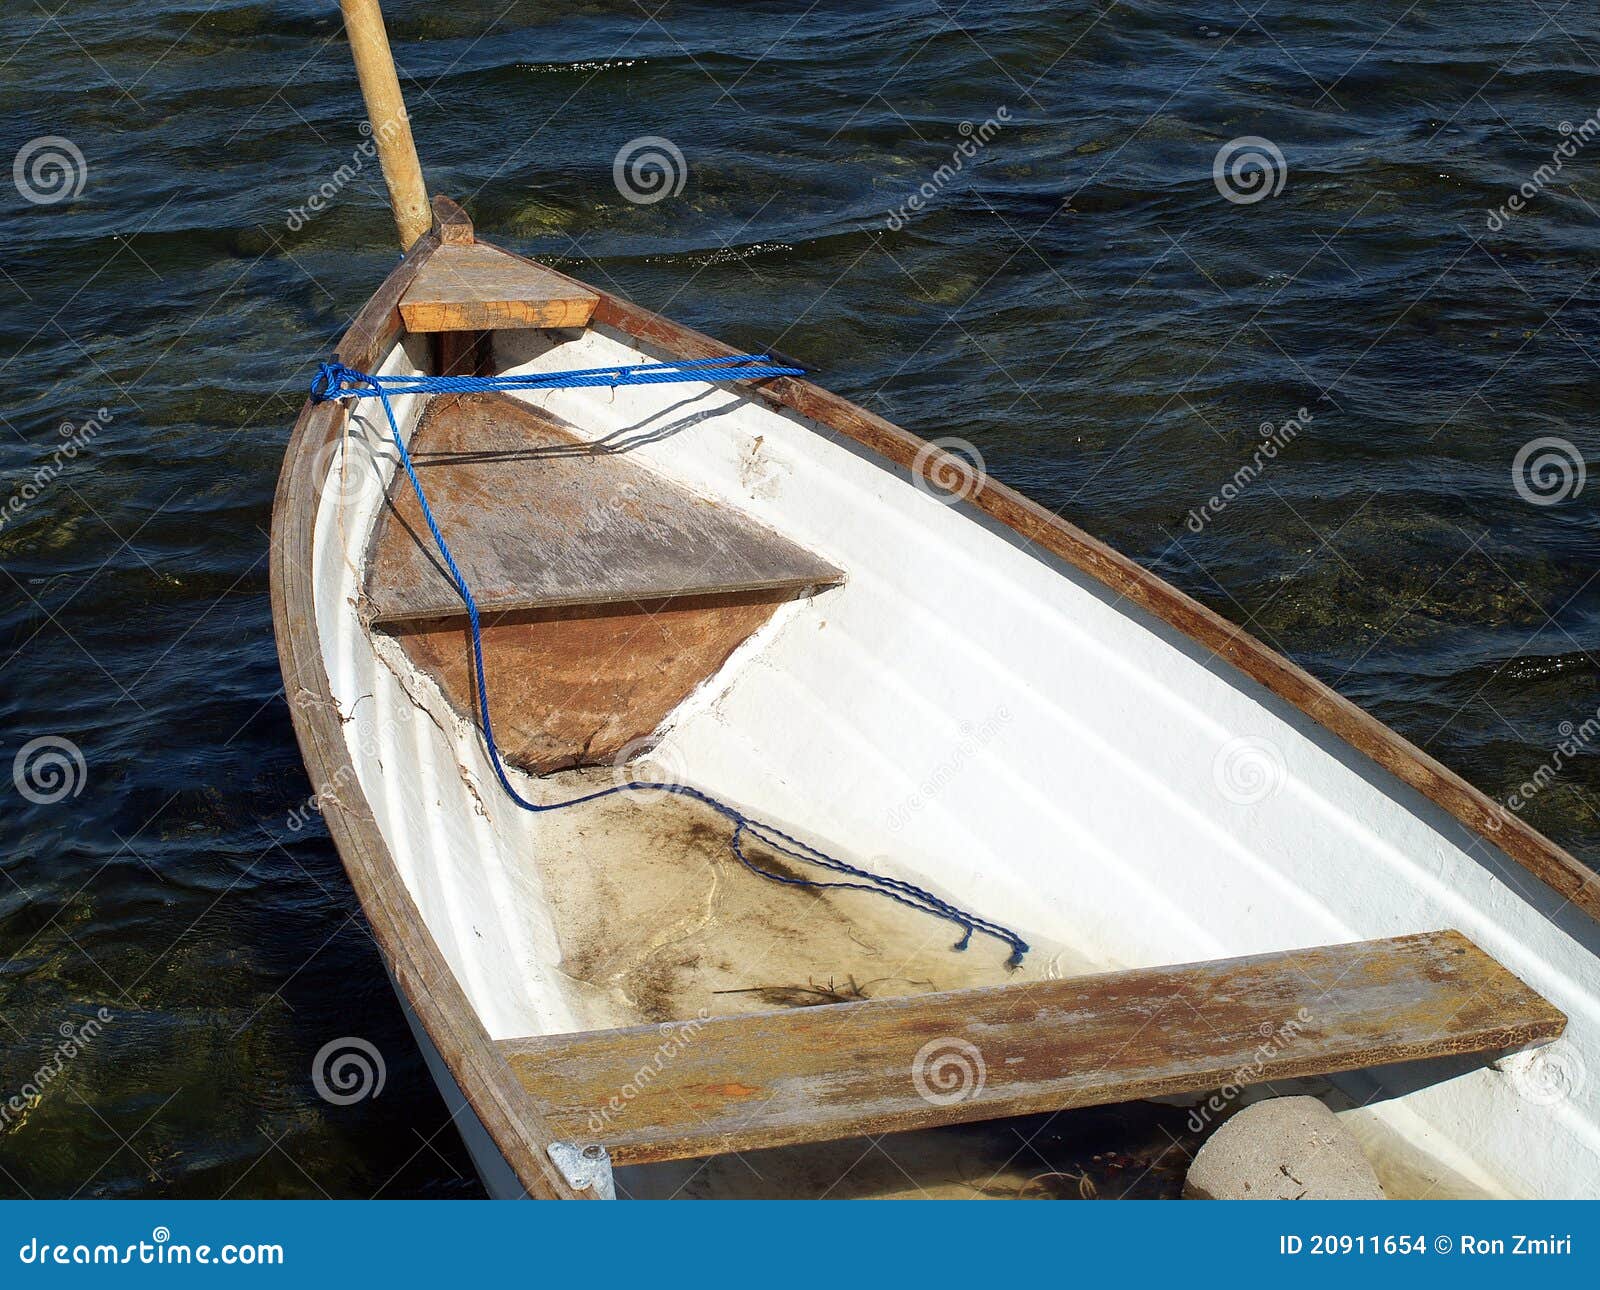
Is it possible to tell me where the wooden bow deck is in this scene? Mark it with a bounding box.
[362,387,841,774]
[363,393,840,625]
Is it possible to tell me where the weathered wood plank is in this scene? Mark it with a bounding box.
[432,328,489,378]
[362,392,842,624]
[497,931,1564,1166]
[364,390,842,771]
[399,242,597,332]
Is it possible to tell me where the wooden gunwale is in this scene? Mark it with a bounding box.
[272,203,1599,1198]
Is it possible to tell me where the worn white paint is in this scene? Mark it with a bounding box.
[309,327,1600,1200]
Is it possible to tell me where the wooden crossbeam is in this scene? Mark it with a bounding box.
[496,930,1563,1166]
[399,241,598,333]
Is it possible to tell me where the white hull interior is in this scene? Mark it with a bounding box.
[308,327,1599,1199]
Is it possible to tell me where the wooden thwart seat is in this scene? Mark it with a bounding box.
[399,240,598,333]
[497,930,1564,1166]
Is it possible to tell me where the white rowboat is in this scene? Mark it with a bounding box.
[270,2,1598,1200]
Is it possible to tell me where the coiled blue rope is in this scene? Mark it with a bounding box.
[312,357,1028,965]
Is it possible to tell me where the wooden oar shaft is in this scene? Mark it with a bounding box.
[340,0,430,249]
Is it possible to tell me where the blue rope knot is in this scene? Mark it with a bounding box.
[312,358,1029,966]
[311,361,362,403]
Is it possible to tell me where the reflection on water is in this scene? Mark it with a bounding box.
[1,1,1596,1196]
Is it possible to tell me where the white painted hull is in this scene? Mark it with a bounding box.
[304,316,1597,1200]
[389,970,527,1199]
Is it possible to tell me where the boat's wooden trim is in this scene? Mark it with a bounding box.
[494,243,1599,928]
[498,929,1565,1165]
[270,234,585,1199]
[430,193,474,247]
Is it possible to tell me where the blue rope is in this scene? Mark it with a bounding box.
[312,358,1028,965]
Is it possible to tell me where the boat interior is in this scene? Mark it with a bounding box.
[311,202,1581,1199]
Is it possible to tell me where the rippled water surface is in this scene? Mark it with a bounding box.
[1,1,1597,1197]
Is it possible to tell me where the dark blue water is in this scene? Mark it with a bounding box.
[1,0,1596,1197]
